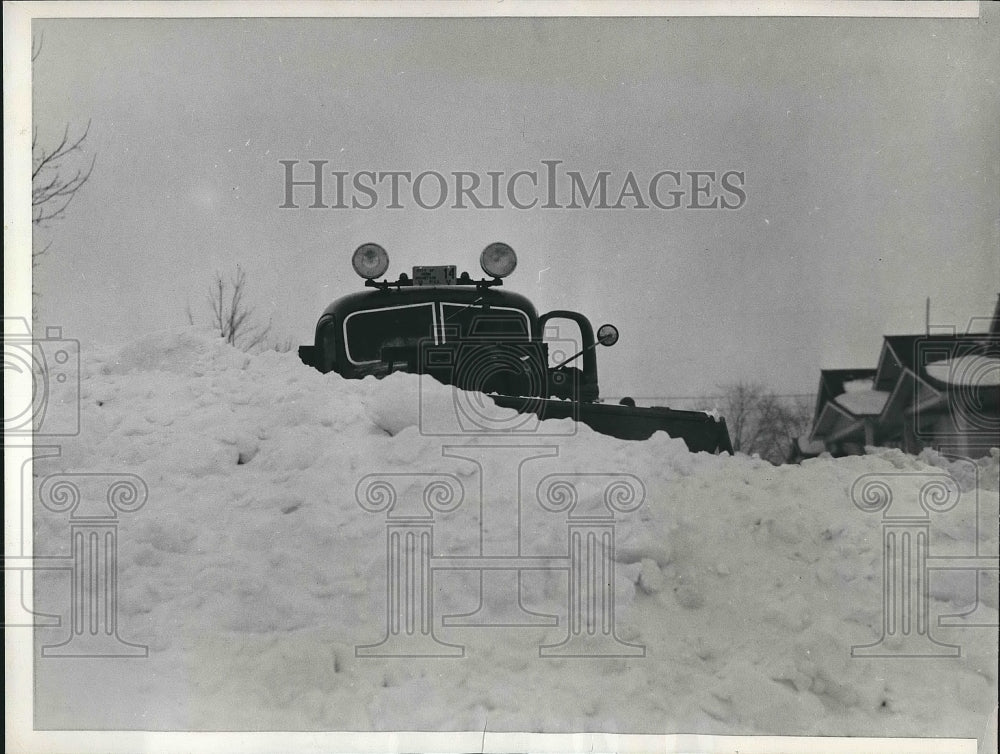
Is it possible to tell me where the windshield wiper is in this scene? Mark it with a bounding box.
[443,297,485,321]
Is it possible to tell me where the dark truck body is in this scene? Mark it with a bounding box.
[299,258,732,454]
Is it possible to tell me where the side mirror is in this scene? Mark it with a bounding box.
[597,323,619,347]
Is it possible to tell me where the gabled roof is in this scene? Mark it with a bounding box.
[876,366,944,434]
[810,400,865,444]
[925,354,1000,389]
[810,371,890,443]
[813,369,876,424]
[808,296,1000,451]
[875,334,1000,391]
[875,335,923,391]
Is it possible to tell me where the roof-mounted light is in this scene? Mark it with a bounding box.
[480,242,517,279]
[352,243,390,279]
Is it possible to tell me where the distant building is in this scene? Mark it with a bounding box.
[793,296,1000,461]
[805,368,885,457]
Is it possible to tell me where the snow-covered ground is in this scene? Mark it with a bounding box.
[30,329,998,742]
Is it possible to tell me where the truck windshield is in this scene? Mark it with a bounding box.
[343,303,436,365]
[342,302,532,366]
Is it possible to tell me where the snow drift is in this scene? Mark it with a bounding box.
[32,328,998,740]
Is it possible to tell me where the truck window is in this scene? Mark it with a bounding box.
[343,303,437,365]
[439,303,531,340]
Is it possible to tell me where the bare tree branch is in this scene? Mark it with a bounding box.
[32,33,96,271]
[197,265,273,352]
[32,120,96,227]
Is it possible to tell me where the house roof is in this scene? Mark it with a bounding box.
[810,400,865,444]
[813,369,876,425]
[811,333,999,446]
[808,296,1000,451]
[876,366,945,434]
[875,334,1000,391]
[925,354,1000,388]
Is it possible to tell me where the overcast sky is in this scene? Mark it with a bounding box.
[30,10,999,398]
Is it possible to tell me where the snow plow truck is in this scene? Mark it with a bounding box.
[299,242,733,454]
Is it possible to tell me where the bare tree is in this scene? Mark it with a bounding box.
[720,381,764,455]
[32,122,95,227]
[31,33,95,260]
[188,266,272,352]
[720,381,814,464]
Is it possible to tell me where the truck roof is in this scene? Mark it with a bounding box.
[320,285,540,322]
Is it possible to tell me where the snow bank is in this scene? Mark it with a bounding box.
[32,329,998,740]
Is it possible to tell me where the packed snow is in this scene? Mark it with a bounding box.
[926,355,1000,388]
[31,329,998,742]
[833,389,891,417]
[842,378,877,393]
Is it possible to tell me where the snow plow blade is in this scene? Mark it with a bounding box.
[490,396,734,454]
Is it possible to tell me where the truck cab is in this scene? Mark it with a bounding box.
[299,243,611,403]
